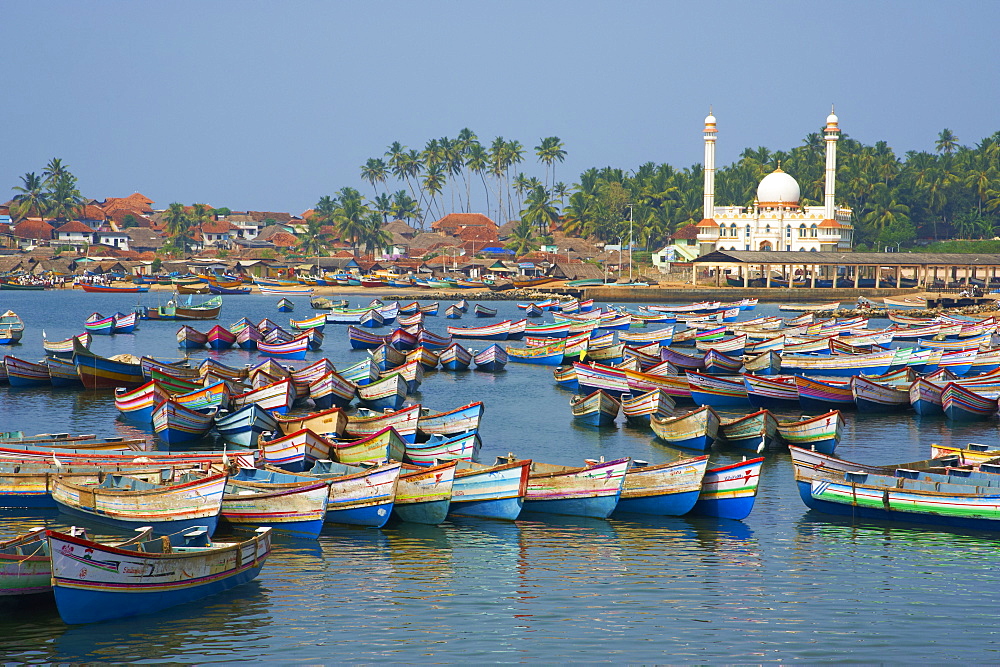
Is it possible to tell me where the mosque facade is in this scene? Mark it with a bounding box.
[694,110,854,255]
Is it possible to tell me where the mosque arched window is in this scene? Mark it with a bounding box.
[730,224,738,237]
[745,225,751,238]
[810,224,818,238]
[765,224,771,234]
[798,224,807,238]
[785,225,791,239]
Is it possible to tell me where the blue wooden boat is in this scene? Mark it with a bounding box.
[790,445,1000,530]
[440,342,473,370]
[4,355,50,387]
[474,304,497,318]
[570,389,620,426]
[521,457,630,518]
[72,337,145,389]
[340,357,379,386]
[356,373,407,411]
[209,284,252,295]
[404,430,482,466]
[371,343,406,372]
[775,410,843,455]
[743,374,799,409]
[613,455,710,516]
[215,404,279,448]
[223,472,330,538]
[274,460,402,527]
[360,308,385,328]
[47,525,271,624]
[152,398,217,444]
[46,356,83,388]
[688,456,764,520]
[393,461,457,524]
[718,409,778,452]
[449,459,530,520]
[473,343,508,371]
[650,406,720,451]
[51,471,227,535]
[277,298,295,312]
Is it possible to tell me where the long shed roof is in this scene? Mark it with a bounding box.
[692,250,1000,266]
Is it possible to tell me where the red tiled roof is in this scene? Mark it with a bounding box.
[696,218,718,228]
[55,220,94,234]
[137,251,158,260]
[457,226,499,242]
[78,204,108,220]
[671,224,699,240]
[431,213,497,233]
[13,219,54,240]
[106,208,152,227]
[269,232,299,248]
[201,220,236,234]
[818,219,842,228]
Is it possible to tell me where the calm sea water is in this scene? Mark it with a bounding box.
[1,290,999,663]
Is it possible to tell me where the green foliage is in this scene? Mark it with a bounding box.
[150,257,162,272]
[919,239,1000,253]
[122,214,138,228]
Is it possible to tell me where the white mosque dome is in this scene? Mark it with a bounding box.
[756,168,800,205]
[827,111,839,125]
[705,112,717,125]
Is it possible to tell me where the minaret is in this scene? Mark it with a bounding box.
[823,105,840,221]
[703,108,717,221]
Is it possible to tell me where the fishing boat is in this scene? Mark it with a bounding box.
[439,342,473,370]
[405,430,481,466]
[447,320,511,340]
[445,304,463,319]
[347,325,389,349]
[340,357,380,386]
[72,338,144,389]
[688,456,765,520]
[206,325,237,350]
[790,447,1000,530]
[718,409,778,452]
[51,471,227,535]
[620,389,675,423]
[176,324,208,349]
[42,332,90,359]
[111,311,138,334]
[260,428,333,471]
[1,527,88,598]
[209,284,252,295]
[449,459,530,520]
[274,460,402,527]
[851,375,910,412]
[941,382,998,421]
[222,473,330,538]
[277,297,295,312]
[407,346,441,371]
[389,327,419,351]
[507,339,565,365]
[614,456,710,516]
[794,375,855,411]
[259,284,314,297]
[742,374,799,409]
[4,355,50,387]
[215,404,279,448]
[780,349,896,377]
[473,343,508,371]
[47,525,271,624]
[909,377,945,416]
[258,334,309,360]
[231,377,294,415]
[393,461,457,524]
[570,389,621,426]
[775,410,844,454]
[44,357,82,387]
[0,310,24,345]
[152,398,217,444]
[308,370,356,410]
[324,425,407,465]
[650,406,720,450]
[84,312,116,336]
[371,343,406,372]
[172,295,224,320]
[79,284,150,293]
[474,304,497,318]
[686,371,750,407]
[777,302,840,312]
[343,403,421,442]
[356,373,408,411]
[520,457,630,518]
[417,401,485,438]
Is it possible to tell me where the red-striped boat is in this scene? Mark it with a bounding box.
[258,334,309,360]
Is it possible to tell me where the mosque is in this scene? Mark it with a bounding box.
[693,109,854,255]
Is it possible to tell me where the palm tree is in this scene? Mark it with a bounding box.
[521,186,561,236]
[313,195,337,225]
[421,163,447,227]
[505,140,525,221]
[456,128,478,212]
[373,193,394,223]
[488,137,507,222]
[10,172,49,221]
[512,173,530,215]
[391,190,420,225]
[504,219,537,256]
[46,174,84,222]
[361,212,392,255]
[553,182,569,209]
[334,188,369,253]
[936,129,959,155]
[163,202,193,253]
[466,142,490,215]
[360,158,388,198]
[42,158,70,184]
[298,217,327,256]
[535,136,567,190]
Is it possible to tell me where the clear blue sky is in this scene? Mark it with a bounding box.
[3,0,997,216]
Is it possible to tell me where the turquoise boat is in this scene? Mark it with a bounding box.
[449,459,530,521]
